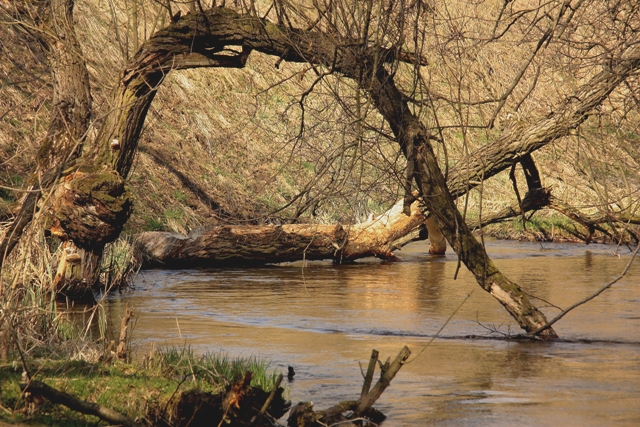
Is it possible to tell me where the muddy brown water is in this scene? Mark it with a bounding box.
[106,239,640,426]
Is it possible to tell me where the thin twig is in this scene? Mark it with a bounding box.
[406,291,474,363]
[527,244,640,337]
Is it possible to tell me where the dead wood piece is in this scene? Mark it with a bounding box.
[116,304,134,361]
[135,198,429,268]
[287,347,408,427]
[19,380,142,427]
[360,349,379,399]
[135,224,348,268]
[171,374,289,427]
[355,345,411,416]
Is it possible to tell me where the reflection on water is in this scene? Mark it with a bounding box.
[107,239,640,426]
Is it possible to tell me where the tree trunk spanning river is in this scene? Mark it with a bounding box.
[106,239,640,427]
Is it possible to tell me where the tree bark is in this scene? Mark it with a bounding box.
[0,0,91,270]
[362,62,558,337]
[135,198,429,268]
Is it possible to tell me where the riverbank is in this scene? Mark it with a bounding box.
[0,348,287,427]
[467,203,639,245]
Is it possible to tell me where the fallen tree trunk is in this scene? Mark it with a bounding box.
[136,198,429,268]
[136,223,349,268]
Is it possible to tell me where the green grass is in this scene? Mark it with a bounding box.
[163,208,183,222]
[0,347,285,426]
[142,216,164,231]
[0,360,180,425]
[156,346,281,392]
[173,190,187,204]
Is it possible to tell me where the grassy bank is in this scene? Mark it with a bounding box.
[0,348,284,426]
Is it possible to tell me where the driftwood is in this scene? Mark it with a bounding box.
[136,198,434,268]
[287,346,410,427]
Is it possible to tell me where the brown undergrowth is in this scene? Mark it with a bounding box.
[2,1,638,242]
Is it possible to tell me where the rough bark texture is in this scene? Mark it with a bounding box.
[50,171,132,249]
[0,0,91,268]
[36,0,92,170]
[136,224,348,268]
[136,198,429,268]
[51,242,101,301]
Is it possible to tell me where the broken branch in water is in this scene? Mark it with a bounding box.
[287,346,409,427]
[355,346,411,416]
[360,349,379,399]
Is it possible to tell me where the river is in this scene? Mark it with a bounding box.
[106,239,640,426]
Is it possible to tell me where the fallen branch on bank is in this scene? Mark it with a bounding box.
[20,380,143,427]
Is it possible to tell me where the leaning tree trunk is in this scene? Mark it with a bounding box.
[358,63,558,338]
[0,0,95,299]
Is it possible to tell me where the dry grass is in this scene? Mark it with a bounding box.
[1,0,638,236]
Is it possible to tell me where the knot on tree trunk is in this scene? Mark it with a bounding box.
[51,170,132,249]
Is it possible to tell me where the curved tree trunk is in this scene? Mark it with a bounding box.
[8,6,638,336]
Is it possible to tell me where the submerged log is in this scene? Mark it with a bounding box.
[136,198,433,268]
